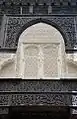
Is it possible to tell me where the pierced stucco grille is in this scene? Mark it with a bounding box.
[23,44,60,79]
[43,44,59,78]
[24,45,38,78]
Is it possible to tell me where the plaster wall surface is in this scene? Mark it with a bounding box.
[0,23,77,78]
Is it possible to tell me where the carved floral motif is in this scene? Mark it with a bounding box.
[4,16,76,50]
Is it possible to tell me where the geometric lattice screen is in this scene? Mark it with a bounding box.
[23,44,60,79]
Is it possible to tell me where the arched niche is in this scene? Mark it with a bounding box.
[16,23,66,79]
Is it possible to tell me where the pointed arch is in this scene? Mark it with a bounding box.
[16,22,66,79]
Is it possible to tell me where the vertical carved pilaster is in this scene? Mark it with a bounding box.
[48,5,52,14]
[29,5,33,14]
[0,14,7,48]
[75,16,77,46]
[20,7,22,15]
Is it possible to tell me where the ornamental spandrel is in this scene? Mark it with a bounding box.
[0,0,76,51]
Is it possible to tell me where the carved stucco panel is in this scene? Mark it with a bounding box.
[0,94,10,106]
[4,16,76,50]
[72,94,77,114]
[0,94,71,106]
